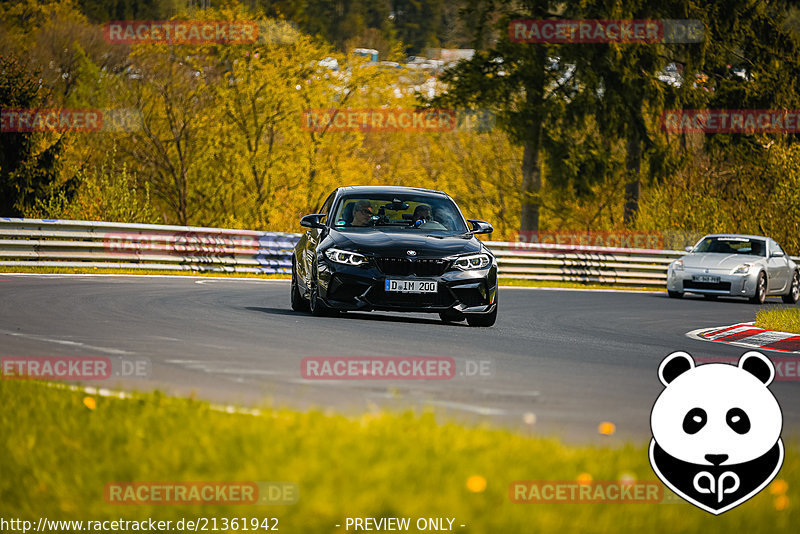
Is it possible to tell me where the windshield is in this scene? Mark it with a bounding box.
[693,236,766,257]
[332,194,468,233]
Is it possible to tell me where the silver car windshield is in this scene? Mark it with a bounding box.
[693,237,766,257]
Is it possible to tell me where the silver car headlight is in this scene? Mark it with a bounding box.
[672,259,684,271]
[453,253,491,270]
[732,263,752,274]
[324,248,367,266]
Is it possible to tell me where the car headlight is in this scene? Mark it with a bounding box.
[453,253,491,270]
[672,259,684,271]
[324,248,367,266]
[732,263,752,274]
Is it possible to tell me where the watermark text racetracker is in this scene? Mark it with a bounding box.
[1,356,151,380]
[301,109,495,133]
[103,231,278,256]
[509,19,703,43]
[103,20,259,44]
[510,481,665,503]
[301,356,494,380]
[662,109,800,133]
[104,481,297,505]
[0,108,142,133]
[696,357,800,381]
[512,230,664,250]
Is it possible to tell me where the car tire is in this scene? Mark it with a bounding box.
[291,257,310,312]
[309,263,337,317]
[749,272,767,305]
[782,270,800,304]
[466,304,497,327]
[439,310,465,323]
[668,291,683,299]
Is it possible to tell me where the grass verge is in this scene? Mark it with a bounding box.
[0,266,661,292]
[498,278,660,291]
[755,307,800,334]
[0,380,795,533]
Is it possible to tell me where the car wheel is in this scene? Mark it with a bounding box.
[466,304,497,327]
[309,263,337,317]
[667,291,683,299]
[439,310,465,323]
[782,270,800,304]
[291,257,310,312]
[749,272,767,305]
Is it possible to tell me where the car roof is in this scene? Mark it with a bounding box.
[702,234,770,241]
[337,185,449,197]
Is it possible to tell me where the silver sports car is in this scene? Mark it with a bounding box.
[667,234,799,304]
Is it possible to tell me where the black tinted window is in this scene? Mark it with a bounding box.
[694,237,766,257]
[332,194,467,232]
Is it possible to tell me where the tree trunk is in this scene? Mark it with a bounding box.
[520,136,542,232]
[623,179,639,227]
[520,47,546,234]
[623,129,642,227]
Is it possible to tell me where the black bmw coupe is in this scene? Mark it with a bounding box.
[291,185,498,326]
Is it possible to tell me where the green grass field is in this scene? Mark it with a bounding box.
[755,307,800,334]
[0,379,795,533]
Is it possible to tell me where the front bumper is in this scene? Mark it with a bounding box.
[667,268,758,298]
[316,257,498,313]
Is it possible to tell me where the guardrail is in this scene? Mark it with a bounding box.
[485,241,800,287]
[484,240,682,287]
[1,219,796,287]
[0,218,299,274]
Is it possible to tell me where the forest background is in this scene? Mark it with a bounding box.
[2,0,800,252]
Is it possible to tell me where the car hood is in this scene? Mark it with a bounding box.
[682,253,762,270]
[327,229,484,258]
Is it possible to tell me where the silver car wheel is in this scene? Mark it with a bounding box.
[794,272,800,299]
[783,270,800,304]
[750,273,767,305]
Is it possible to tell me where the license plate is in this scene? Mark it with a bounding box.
[385,280,438,293]
[693,275,720,283]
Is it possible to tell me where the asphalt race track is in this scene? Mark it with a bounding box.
[1,274,798,443]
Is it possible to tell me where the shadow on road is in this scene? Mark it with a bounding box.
[245,306,463,326]
[244,306,298,317]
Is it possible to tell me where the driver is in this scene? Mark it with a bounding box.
[351,200,374,226]
[412,204,432,226]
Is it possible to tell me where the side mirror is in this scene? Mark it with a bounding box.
[684,246,694,253]
[467,220,493,235]
[300,214,326,229]
[772,250,785,258]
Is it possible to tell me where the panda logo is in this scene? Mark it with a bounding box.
[649,351,784,515]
